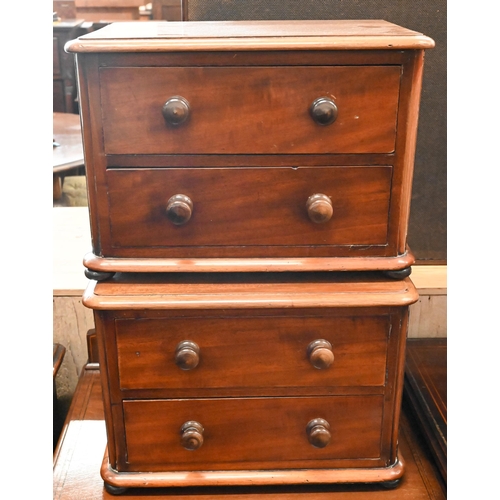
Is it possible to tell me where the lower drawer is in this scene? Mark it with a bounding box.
[104,165,392,257]
[122,395,385,471]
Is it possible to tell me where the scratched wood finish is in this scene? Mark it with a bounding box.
[100,66,400,155]
[65,19,435,52]
[114,313,390,391]
[69,21,432,267]
[83,272,419,310]
[121,396,385,472]
[104,166,392,255]
[53,367,446,499]
[84,273,415,479]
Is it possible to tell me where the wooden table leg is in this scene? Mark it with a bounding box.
[53,174,62,200]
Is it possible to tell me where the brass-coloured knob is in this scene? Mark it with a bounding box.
[175,341,200,370]
[309,97,338,126]
[306,194,333,224]
[307,339,334,369]
[306,418,331,448]
[162,96,190,126]
[180,421,204,450]
[166,194,193,225]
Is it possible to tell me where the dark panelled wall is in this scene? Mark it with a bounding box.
[185,0,447,262]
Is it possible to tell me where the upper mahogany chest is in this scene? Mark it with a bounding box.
[66,20,434,278]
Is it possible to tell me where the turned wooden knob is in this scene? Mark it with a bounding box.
[175,341,200,370]
[306,418,331,448]
[180,421,204,450]
[166,194,193,225]
[307,339,334,369]
[162,96,190,126]
[306,194,333,223]
[309,97,338,126]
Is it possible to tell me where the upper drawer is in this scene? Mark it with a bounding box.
[99,66,401,154]
[115,314,389,391]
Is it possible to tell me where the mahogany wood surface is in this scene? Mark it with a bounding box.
[113,313,391,391]
[65,20,435,52]
[82,250,416,274]
[83,272,419,310]
[83,273,415,484]
[122,395,385,471]
[67,20,433,268]
[104,166,392,256]
[99,65,400,155]
[404,338,447,483]
[53,366,446,499]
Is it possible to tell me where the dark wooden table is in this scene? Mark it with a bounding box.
[53,112,84,200]
[405,338,447,484]
[53,364,446,499]
[53,343,66,450]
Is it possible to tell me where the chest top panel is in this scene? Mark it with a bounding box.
[65,19,435,53]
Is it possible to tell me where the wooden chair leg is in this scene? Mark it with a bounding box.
[53,174,62,200]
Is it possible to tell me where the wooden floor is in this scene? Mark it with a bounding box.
[53,365,446,500]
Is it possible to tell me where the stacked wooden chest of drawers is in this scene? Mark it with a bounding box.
[67,20,434,493]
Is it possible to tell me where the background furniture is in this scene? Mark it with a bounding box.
[53,112,85,200]
[73,0,146,21]
[151,0,184,20]
[53,343,66,450]
[405,338,447,484]
[53,20,84,113]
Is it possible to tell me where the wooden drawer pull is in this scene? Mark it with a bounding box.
[307,339,334,369]
[180,421,204,450]
[306,418,331,448]
[174,340,200,370]
[162,96,190,126]
[309,96,338,126]
[306,194,333,224]
[166,194,193,225]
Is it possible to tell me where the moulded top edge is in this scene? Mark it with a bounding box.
[82,276,419,310]
[65,20,435,53]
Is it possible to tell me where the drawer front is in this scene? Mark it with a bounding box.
[106,166,392,253]
[99,66,400,154]
[115,314,389,390]
[122,395,384,471]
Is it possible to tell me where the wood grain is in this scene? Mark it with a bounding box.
[53,366,446,498]
[65,20,435,53]
[71,21,432,267]
[83,273,419,310]
[121,396,385,471]
[105,166,392,254]
[114,313,391,390]
[100,66,400,155]
[405,339,447,482]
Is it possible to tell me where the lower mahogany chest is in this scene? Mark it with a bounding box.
[83,272,418,493]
